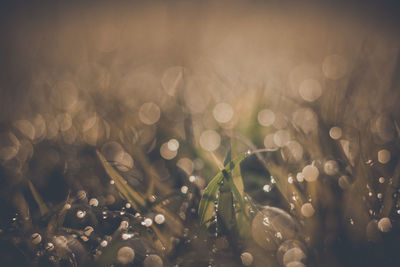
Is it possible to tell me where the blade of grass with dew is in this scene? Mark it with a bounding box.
[199,153,248,228]
[96,150,146,209]
[217,173,235,233]
[97,150,184,238]
[198,171,224,227]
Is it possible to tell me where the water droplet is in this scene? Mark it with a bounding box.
[377,217,392,232]
[45,242,54,251]
[378,149,391,164]
[301,203,315,218]
[329,126,342,140]
[296,173,304,182]
[302,165,319,182]
[324,160,339,176]
[142,218,153,227]
[31,233,42,245]
[299,79,322,102]
[144,254,163,267]
[258,109,275,126]
[213,102,234,123]
[181,186,189,194]
[76,210,86,219]
[338,175,350,189]
[252,206,299,250]
[84,226,94,236]
[139,102,161,125]
[167,139,179,151]
[199,130,221,152]
[263,184,271,192]
[89,198,99,207]
[154,214,165,225]
[240,252,254,266]
[117,246,135,264]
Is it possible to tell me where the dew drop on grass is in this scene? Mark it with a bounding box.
[296,173,304,182]
[277,240,307,266]
[76,210,86,219]
[377,217,392,232]
[181,186,189,194]
[199,130,221,152]
[240,252,254,266]
[258,109,275,126]
[115,152,134,172]
[167,139,179,151]
[273,130,291,147]
[338,176,350,189]
[283,247,307,265]
[154,214,165,225]
[263,184,271,192]
[301,203,315,218]
[139,102,161,125]
[89,198,99,207]
[142,218,153,227]
[117,246,135,264]
[298,79,322,102]
[213,102,234,123]
[45,242,54,251]
[252,206,299,250]
[302,165,319,182]
[84,226,94,236]
[264,133,279,151]
[31,233,42,245]
[378,149,391,164]
[160,142,178,160]
[144,254,163,267]
[329,126,342,140]
[324,160,339,176]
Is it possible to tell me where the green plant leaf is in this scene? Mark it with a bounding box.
[198,152,249,227]
[198,171,223,227]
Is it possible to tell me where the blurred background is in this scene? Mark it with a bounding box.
[0,0,399,266]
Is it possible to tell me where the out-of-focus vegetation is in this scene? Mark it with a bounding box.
[0,1,400,266]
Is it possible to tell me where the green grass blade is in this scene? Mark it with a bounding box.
[199,152,249,227]
[96,150,146,209]
[198,172,223,227]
